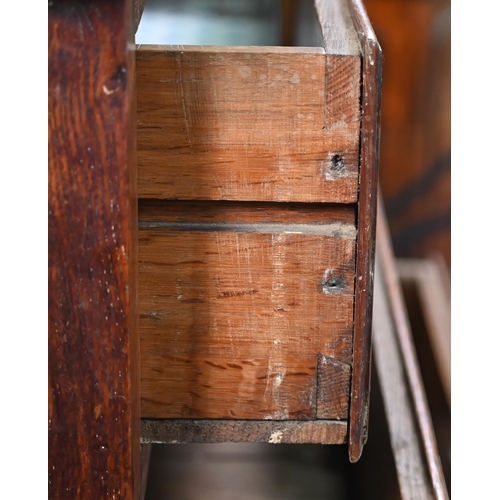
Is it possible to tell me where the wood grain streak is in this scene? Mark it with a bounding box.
[317,355,351,419]
[137,46,360,202]
[48,0,139,498]
[139,206,356,419]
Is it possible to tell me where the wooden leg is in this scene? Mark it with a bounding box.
[48,0,140,497]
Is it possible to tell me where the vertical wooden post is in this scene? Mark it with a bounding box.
[346,0,383,463]
[48,0,139,498]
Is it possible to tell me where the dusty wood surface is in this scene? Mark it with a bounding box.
[139,203,356,419]
[397,258,451,408]
[136,45,360,203]
[374,200,448,500]
[343,0,383,463]
[48,0,140,498]
[141,419,347,444]
[315,0,360,56]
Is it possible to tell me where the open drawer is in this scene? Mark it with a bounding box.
[136,0,382,462]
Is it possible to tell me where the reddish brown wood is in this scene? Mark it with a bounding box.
[345,0,383,463]
[139,203,357,419]
[48,1,139,498]
[136,45,360,203]
[363,0,450,267]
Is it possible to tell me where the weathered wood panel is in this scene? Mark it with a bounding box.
[48,0,140,498]
[136,45,361,202]
[139,204,356,419]
[141,419,348,445]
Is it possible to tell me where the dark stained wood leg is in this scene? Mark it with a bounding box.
[345,0,383,463]
[48,0,139,498]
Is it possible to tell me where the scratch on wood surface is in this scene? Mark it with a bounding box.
[138,222,357,240]
[176,54,193,149]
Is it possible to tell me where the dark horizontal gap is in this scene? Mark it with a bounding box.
[139,199,357,226]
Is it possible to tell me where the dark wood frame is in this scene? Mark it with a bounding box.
[48,0,140,497]
[347,0,383,462]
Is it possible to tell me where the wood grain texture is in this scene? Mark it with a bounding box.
[141,419,347,444]
[48,0,139,498]
[316,355,351,419]
[376,200,449,500]
[136,45,361,203]
[139,204,356,419]
[374,200,448,499]
[345,0,383,463]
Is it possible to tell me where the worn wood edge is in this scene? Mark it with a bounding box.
[136,44,326,54]
[347,0,383,463]
[377,201,449,499]
[134,0,146,33]
[397,258,451,408]
[314,0,360,56]
[138,221,357,239]
[140,420,347,445]
[129,15,141,499]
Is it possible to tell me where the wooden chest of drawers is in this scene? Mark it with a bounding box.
[136,0,381,462]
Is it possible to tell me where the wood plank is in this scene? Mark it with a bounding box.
[344,0,383,463]
[48,0,140,498]
[141,420,348,445]
[374,200,449,500]
[139,206,356,419]
[315,0,360,56]
[136,46,360,202]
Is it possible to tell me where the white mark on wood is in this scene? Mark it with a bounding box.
[268,430,284,444]
[102,85,118,96]
[289,74,300,84]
